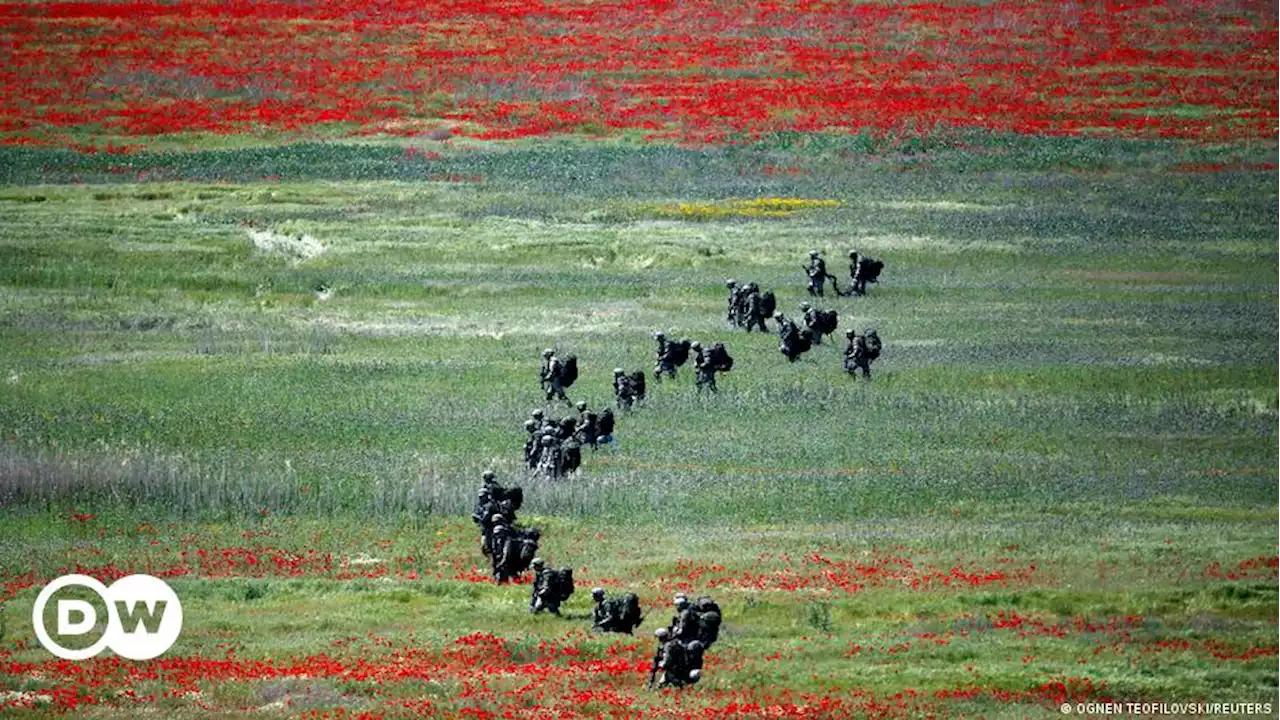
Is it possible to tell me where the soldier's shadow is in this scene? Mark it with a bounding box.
[558,611,592,621]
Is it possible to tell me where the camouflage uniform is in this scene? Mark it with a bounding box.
[805,250,828,297]
[744,288,767,333]
[844,330,871,379]
[776,313,802,362]
[544,354,568,402]
[692,342,716,393]
[725,280,740,325]
[613,368,636,410]
[529,559,562,615]
[653,332,677,382]
[801,302,824,345]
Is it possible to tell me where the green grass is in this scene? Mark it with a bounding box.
[0,136,1275,717]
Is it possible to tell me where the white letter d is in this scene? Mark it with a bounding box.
[57,600,96,635]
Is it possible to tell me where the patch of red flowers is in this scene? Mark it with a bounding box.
[0,0,1274,145]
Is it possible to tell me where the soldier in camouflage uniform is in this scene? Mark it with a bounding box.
[543,351,569,403]
[844,329,871,379]
[743,285,767,333]
[613,368,636,410]
[725,279,740,326]
[800,301,824,345]
[529,558,564,615]
[805,250,828,297]
[653,331,678,382]
[776,312,801,362]
[692,341,717,393]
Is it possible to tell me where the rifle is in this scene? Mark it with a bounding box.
[647,655,661,689]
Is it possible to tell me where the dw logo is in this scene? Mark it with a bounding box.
[32,574,183,660]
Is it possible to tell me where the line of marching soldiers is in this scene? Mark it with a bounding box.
[652,332,735,392]
[803,249,884,298]
[473,472,540,583]
[473,473,723,689]
[522,403,615,479]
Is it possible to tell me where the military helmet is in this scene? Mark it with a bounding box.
[655,628,669,639]
[482,470,496,482]
[726,278,736,287]
[867,328,878,336]
[774,312,784,320]
[654,330,665,339]
[591,587,605,599]
[542,348,554,357]
[531,408,544,419]
[849,249,858,257]
[688,669,701,682]
[714,342,724,349]
[674,593,688,604]
[478,488,490,497]
[800,301,811,310]
[541,435,555,446]
[688,640,704,652]
[846,329,856,337]
[810,249,820,257]
[690,341,701,350]
[613,367,624,375]
[492,524,509,534]
[532,557,544,568]
[490,513,505,523]
[576,400,587,411]
[524,419,536,430]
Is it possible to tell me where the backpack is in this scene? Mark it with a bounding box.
[760,290,776,319]
[818,310,839,335]
[796,329,813,354]
[669,340,691,367]
[866,333,882,360]
[598,409,615,436]
[561,355,579,388]
[629,371,646,401]
[620,593,643,629]
[551,568,575,601]
[710,345,733,372]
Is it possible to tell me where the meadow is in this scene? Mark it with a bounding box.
[0,136,1276,718]
[1,0,1277,716]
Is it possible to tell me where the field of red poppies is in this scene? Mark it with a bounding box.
[2,516,1276,718]
[1,0,1276,147]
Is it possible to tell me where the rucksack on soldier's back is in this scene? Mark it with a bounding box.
[817,310,838,335]
[561,355,579,387]
[710,345,733,372]
[669,340,692,367]
[760,290,776,319]
[552,567,575,601]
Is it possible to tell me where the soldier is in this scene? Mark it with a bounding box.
[593,589,644,634]
[538,348,555,393]
[744,286,767,333]
[536,434,563,478]
[855,253,875,295]
[489,521,513,581]
[529,558,570,616]
[591,588,612,629]
[648,628,670,688]
[543,352,569,403]
[529,558,550,613]
[865,328,882,362]
[574,400,588,422]
[523,420,539,466]
[613,368,633,410]
[692,341,717,393]
[725,279,740,325]
[805,250,828,297]
[801,301,825,345]
[653,331,677,382]
[776,312,801,362]
[578,411,599,449]
[844,329,871,379]
[847,251,862,296]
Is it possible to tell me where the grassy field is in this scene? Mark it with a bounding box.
[0,137,1276,718]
